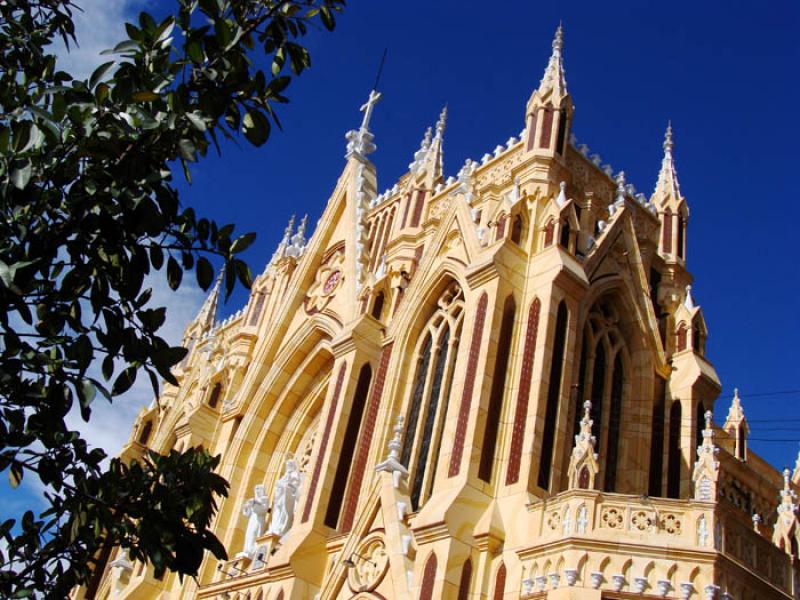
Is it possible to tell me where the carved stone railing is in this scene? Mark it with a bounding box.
[522,489,794,597]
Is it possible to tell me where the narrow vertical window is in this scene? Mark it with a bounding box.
[676,322,687,352]
[667,400,682,499]
[511,215,523,245]
[248,292,266,326]
[138,421,153,445]
[537,302,569,490]
[371,291,385,320]
[404,283,464,507]
[695,401,705,463]
[400,336,433,470]
[662,208,673,254]
[495,214,507,241]
[479,295,516,482]
[410,328,450,509]
[457,559,473,600]
[677,214,686,259]
[648,378,666,496]
[604,353,624,492]
[544,219,555,247]
[539,106,554,149]
[559,220,571,249]
[571,335,589,445]
[589,342,606,452]
[207,382,222,408]
[526,112,538,151]
[493,562,507,600]
[325,363,372,528]
[555,111,568,155]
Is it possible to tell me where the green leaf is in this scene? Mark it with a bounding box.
[112,366,137,395]
[10,159,32,190]
[186,112,206,132]
[167,256,183,290]
[242,110,270,146]
[178,138,197,162]
[230,232,256,254]
[89,61,115,88]
[196,257,214,290]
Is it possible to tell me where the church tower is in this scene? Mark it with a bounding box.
[85,26,798,600]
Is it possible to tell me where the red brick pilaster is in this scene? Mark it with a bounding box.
[506,297,541,484]
[301,362,347,523]
[449,292,488,477]
[339,343,394,532]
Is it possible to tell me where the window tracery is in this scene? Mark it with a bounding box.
[401,282,464,510]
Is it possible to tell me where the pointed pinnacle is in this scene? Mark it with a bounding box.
[553,22,564,55]
[664,121,674,155]
[436,105,448,137]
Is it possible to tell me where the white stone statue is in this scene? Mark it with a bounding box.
[238,484,269,558]
[268,456,304,537]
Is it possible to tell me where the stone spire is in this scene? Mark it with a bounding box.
[692,410,720,501]
[538,23,567,99]
[345,89,383,160]
[194,269,224,332]
[653,122,682,204]
[268,215,295,266]
[684,285,696,310]
[723,386,752,454]
[567,400,600,490]
[408,105,447,182]
[773,468,799,554]
[284,214,308,258]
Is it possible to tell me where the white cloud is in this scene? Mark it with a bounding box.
[53,0,143,81]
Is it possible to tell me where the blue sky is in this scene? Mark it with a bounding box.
[187,0,800,468]
[2,0,798,517]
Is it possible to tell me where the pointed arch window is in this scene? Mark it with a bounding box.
[325,363,372,528]
[695,401,706,464]
[677,214,686,259]
[511,215,523,245]
[559,219,571,250]
[667,400,682,499]
[662,208,673,254]
[479,294,516,483]
[539,106,554,149]
[402,283,464,510]
[138,421,153,445]
[371,291,385,320]
[492,562,507,600]
[648,377,666,496]
[568,296,633,494]
[538,301,569,490]
[526,112,538,151]
[207,382,222,408]
[555,110,568,155]
[604,353,624,491]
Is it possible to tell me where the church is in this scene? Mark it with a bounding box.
[84,25,800,600]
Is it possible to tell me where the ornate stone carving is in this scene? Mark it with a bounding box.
[347,535,389,592]
[304,249,345,314]
[600,507,624,529]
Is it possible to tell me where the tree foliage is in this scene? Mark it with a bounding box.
[0,0,344,596]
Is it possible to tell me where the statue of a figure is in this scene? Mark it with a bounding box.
[268,456,304,537]
[238,484,269,558]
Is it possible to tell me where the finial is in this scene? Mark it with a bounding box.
[704,410,713,430]
[436,105,448,137]
[538,23,568,97]
[684,285,695,310]
[345,89,383,159]
[664,121,674,155]
[553,22,564,54]
[556,181,567,206]
[615,171,626,205]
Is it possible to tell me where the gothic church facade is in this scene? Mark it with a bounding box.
[86,26,800,600]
